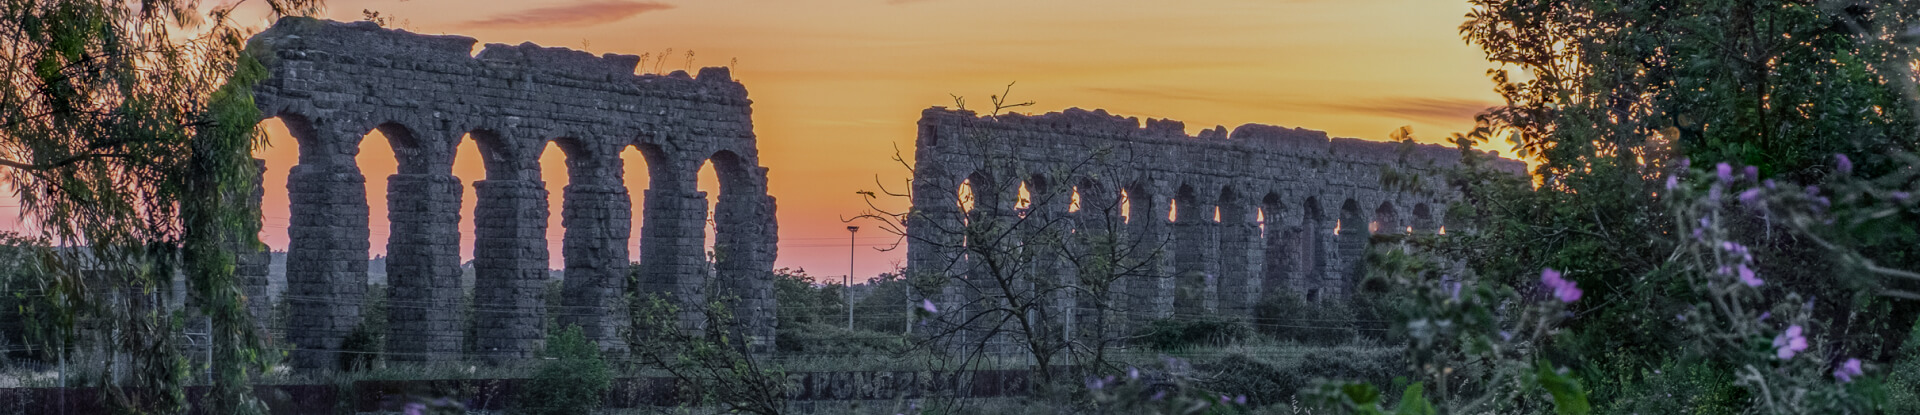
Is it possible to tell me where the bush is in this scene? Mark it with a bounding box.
[776,321,908,356]
[1138,317,1249,351]
[1252,293,1367,344]
[514,325,612,415]
[1888,319,1920,413]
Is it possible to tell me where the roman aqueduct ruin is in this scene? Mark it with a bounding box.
[237,18,1517,369]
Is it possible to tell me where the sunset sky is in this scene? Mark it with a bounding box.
[9,0,1510,282]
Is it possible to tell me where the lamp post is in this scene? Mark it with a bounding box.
[847,225,859,331]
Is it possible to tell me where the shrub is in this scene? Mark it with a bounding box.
[1138,317,1249,351]
[1200,350,1406,409]
[1251,293,1363,344]
[514,325,612,415]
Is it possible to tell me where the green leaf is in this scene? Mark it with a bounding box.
[1536,361,1592,415]
[1393,382,1437,415]
[1342,383,1382,406]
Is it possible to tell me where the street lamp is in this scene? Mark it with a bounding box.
[847,225,859,331]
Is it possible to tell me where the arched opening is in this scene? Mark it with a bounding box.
[623,143,661,262]
[540,140,577,270]
[1015,181,1033,218]
[1371,201,1400,235]
[958,177,979,216]
[253,117,296,260]
[697,158,721,261]
[451,132,492,288]
[1068,186,1082,213]
[1412,203,1436,234]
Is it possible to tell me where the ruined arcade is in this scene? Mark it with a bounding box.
[905,107,1522,338]
[241,18,778,369]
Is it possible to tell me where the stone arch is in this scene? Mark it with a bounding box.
[361,120,471,362]
[1216,185,1257,316]
[1169,182,1212,316]
[463,127,551,363]
[1372,200,1401,234]
[265,110,379,369]
[545,137,635,350]
[1412,203,1437,234]
[704,148,777,353]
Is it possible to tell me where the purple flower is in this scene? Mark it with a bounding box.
[405,402,427,415]
[1678,158,1691,171]
[921,299,938,314]
[1235,395,1247,405]
[1499,330,1513,341]
[1717,163,1734,183]
[1739,188,1763,209]
[1128,367,1139,379]
[1738,264,1763,287]
[1834,358,1863,383]
[1666,175,1680,191]
[1894,191,1912,203]
[1709,186,1723,204]
[1774,325,1809,360]
[1807,186,1821,197]
[1150,390,1167,401]
[1759,311,1771,321]
[1765,179,1776,189]
[1221,394,1231,403]
[1676,314,1687,322]
[1836,154,1853,174]
[1541,268,1582,303]
[1744,165,1759,180]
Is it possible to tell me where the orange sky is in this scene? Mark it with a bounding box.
[5,0,1512,282]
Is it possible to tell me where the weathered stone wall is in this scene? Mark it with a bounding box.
[907,107,1521,342]
[246,17,778,368]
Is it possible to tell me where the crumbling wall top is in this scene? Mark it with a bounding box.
[921,107,1519,171]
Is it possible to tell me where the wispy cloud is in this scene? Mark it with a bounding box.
[1324,98,1493,123]
[459,1,674,29]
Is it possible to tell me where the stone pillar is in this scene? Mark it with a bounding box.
[559,173,632,351]
[1172,197,1219,317]
[1126,186,1174,324]
[239,159,273,336]
[470,179,549,362]
[1021,183,1072,350]
[1261,204,1293,300]
[384,173,465,360]
[1334,208,1369,299]
[905,172,967,348]
[1068,188,1123,344]
[712,170,777,354]
[965,178,1018,355]
[284,162,369,370]
[637,175,710,334]
[1217,202,1261,318]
